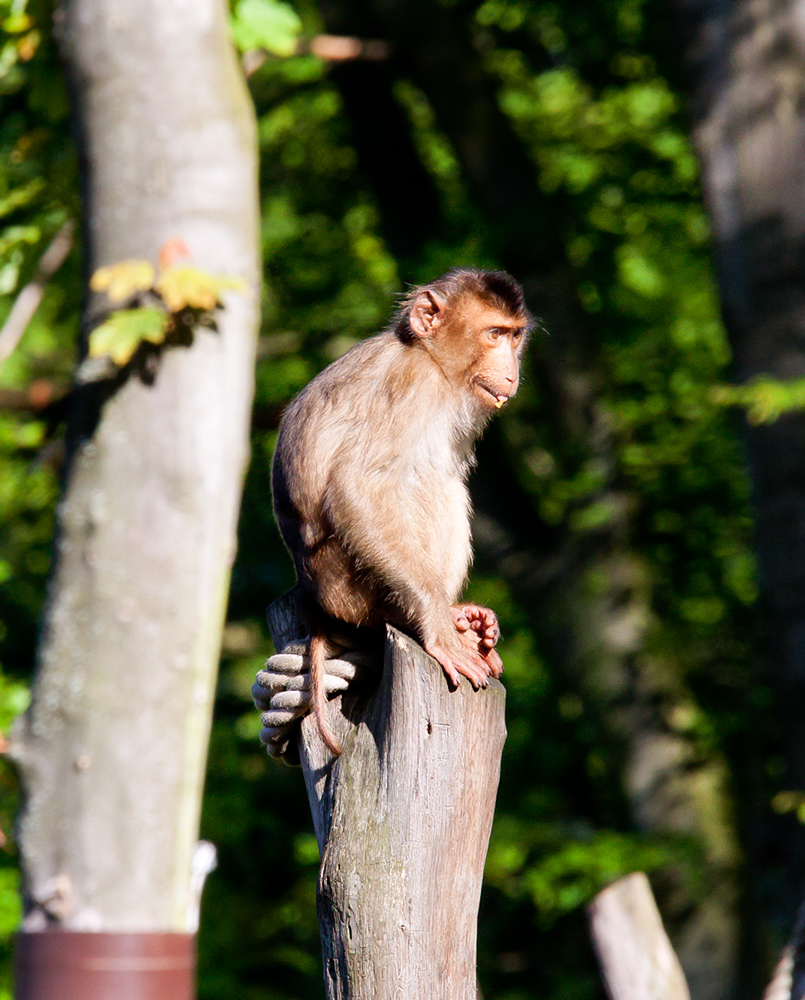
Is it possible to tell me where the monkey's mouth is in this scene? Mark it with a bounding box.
[475,381,511,409]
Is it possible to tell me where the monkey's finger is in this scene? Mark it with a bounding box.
[252,676,283,710]
[322,674,351,694]
[482,648,504,677]
[252,692,271,711]
[258,654,357,684]
[282,638,310,655]
[260,710,301,732]
[450,652,491,690]
[255,671,308,695]
[252,675,303,711]
[479,625,501,648]
[260,724,293,745]
[323,657,358,681]
[459,668,488,690]
[268,690,310,712]
[461,603,496,620]
[265,652,307,675]
[443,666,461,688]
[260,694,310,726]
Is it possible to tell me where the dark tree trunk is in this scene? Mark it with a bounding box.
[676,0,805,944]
[315,4,743,995]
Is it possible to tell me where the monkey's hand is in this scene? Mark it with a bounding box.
[252,640,369,760]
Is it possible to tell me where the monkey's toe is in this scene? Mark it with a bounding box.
[484,649,504,678]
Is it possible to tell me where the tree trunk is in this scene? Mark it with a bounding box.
[267,594,506,1000]
[10,0,260,995]
[675,0,805,943]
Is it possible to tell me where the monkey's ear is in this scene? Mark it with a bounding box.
[408,290,445,339]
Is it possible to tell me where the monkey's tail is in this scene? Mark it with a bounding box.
[308,632,342,756]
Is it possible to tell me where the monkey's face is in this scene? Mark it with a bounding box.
[407,286,529,412]
[457,301,527,412]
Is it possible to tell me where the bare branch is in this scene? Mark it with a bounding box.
[0,379,67,413]
[0,221,74,367]
[242,34,390,76]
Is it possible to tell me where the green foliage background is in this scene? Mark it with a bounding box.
[0,0,789,997]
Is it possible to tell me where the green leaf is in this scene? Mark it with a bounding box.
[0,224,39,258]
[230,0,302,57]
[0,178,44,218]
[2,13,33,34]
[712,376,805,424]
[0,869,21,939]
[88,308,169,366]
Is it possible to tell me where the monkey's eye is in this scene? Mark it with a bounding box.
[487,328,502,340]
[512,328,524,341]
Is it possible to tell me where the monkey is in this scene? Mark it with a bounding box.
[272,268,531,755]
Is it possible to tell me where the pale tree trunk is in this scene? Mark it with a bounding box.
[676,0,805,949]
[10,0,260,995]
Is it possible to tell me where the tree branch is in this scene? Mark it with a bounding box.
[0,222,74,366]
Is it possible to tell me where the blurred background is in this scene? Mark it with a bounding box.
[1,0,804,997]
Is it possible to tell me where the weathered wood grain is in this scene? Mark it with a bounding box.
[267,593,506,1000]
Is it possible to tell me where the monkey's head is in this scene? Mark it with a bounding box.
[394,268,532,413]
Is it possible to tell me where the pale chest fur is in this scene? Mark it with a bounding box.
[384,395,476,602]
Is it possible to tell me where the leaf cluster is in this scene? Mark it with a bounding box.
[87,254,246,368]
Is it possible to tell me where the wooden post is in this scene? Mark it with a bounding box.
[588,873,691,1000]
[267,593,507,1000]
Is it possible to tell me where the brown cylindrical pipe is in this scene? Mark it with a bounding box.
[15,931,196,1000]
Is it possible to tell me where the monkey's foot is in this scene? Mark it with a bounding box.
[451,603,500,651]
[426,640,495,690]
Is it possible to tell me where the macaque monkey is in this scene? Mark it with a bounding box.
[272,268,531,754]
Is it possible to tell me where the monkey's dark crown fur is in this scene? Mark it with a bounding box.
[393,267,531,340]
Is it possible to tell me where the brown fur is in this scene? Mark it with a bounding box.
[272,269,531,753]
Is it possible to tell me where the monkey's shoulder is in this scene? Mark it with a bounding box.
[284,331,435,427]
[277,328,474,488]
